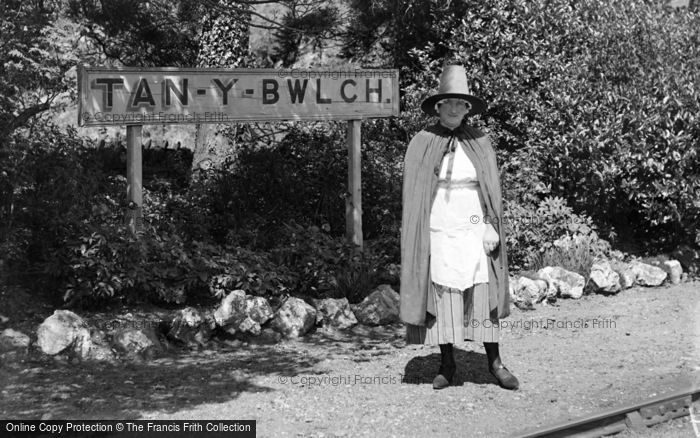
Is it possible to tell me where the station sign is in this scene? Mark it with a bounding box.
[78,66,400,126]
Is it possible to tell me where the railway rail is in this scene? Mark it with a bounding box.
[513,385,700,438]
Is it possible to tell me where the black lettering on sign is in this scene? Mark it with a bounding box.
[366,79,382,103]
[130,78,156,108]
[341,79,357,103]
[163,78,188,106]
[315,79,331,104]
[287,79,308,103]
[91,78,124,109]
[213,78,238,105]
[262,79,279,104]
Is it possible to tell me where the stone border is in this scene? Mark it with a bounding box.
[1,257,687,362]
[510,258,684,309]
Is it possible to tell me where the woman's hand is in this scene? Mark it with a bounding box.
[483,224,500,254]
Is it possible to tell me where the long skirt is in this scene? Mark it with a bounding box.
[405,282,500,345]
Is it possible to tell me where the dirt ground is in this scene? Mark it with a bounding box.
[1,281,698,437]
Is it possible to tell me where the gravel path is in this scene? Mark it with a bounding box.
[1,282,698,437]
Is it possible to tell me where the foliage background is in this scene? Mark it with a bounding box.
[1,0,698,307]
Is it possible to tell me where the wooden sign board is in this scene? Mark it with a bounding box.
[78,66,399,126]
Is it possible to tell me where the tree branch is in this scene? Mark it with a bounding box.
[0,100,52,147]
[199,0,305,32]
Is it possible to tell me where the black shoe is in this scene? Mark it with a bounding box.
[489,364,519,390]
[432,363,455,390]
[432,374,450,390]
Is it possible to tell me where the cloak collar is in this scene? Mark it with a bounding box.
[425,121,472,140]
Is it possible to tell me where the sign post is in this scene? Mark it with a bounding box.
[125,125,143,235]
[346,119,362,249]
[78,67,399,245]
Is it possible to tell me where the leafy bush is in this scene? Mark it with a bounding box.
[268,222,348,296]
[265,223,398,301]
[186,126,347,248]
[348,0,700,261]
[1,125,298,306]
[0,126,107,271]
[504,196,608,271]
[215,246,296,299]
[529,233,611,278]
[331,237,400,303]
[190,121,408,246]
[358,118,409,239]
[437,0,700,251]
[50,220,296,308]
[333,258,380,304]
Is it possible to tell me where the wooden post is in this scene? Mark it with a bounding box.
[126,125,143,236]
[345,119,363,249]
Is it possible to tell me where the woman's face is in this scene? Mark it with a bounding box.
[437,98,470,129]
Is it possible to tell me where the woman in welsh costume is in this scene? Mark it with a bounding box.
[400,64,519,390]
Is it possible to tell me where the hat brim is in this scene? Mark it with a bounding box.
[421,93,487,117]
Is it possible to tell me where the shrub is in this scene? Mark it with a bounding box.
[332,258,380,304]
[268,222,356,297]
[264,222,398,301]
[439,0,700,251]
[0,124,298,306]
[359,118,409,239]
[50,221,295,308]
[0,126,107,272]
[331,236,400,303]
[505,196,608,271]
[528,234,610,278]
[190,125,347,248]
[49,223,195,307]
[191,121,408,246]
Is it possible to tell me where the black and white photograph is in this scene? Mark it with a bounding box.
[1,0,699,436]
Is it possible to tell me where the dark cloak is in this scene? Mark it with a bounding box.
[399,122,510,326]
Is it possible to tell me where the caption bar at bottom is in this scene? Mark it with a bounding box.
[2,420,256,437]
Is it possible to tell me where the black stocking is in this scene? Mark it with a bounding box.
[439,343,455,372]
[483,342,503,370]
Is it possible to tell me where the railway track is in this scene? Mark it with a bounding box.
[513,385,700,438]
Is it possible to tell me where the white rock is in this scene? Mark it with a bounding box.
[36,310,88,355]
[213,290,247,327]
[112,327,163,357]
[0,328,30,350]
[352,285,400,326]
[215,293,273,336]
[234,295,274,336]
[535,279,557,301]
[313,298,358,329]
[508,277,520,306]
[237,317,262,336]
[270,297,317,338]
[630,262,667,286]
[661,260,683,284]
[168,307,211,346]
[588,260,621,293]
[610,261,636,289]
[537,267,585,299]
[245,296,274,325]
[510,277,546,309]
[73,328,115,362]
[36,311,116,361]
[237,296,274,336]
